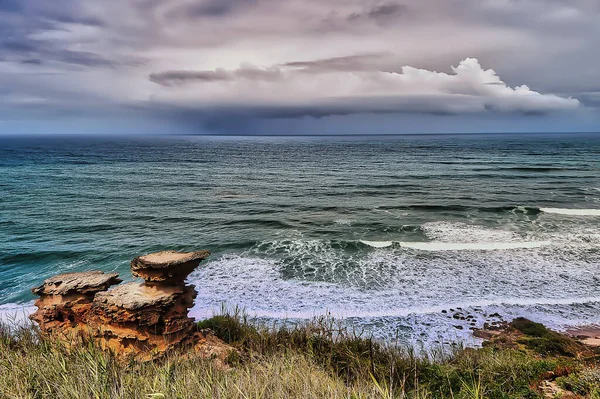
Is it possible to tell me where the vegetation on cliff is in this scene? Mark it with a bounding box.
[1,311,599,399]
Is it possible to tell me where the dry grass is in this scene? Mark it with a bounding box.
[0,312,595,399]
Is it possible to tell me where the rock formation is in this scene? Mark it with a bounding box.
[91,250,210,359]
[30,271,122,337]
[30,250,231,363]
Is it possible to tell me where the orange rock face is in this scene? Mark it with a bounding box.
[30,250,232,362]
[131,250,210,285]
[30,271,122,337]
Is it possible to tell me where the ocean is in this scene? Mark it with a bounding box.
[1,133,599,347]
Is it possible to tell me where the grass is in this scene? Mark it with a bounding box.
[557,367,600,397]
[510,317,580,357]
[1,311,597,399]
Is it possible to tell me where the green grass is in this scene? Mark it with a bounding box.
[0,313,596,399]
[510,317,581,357]
[557,368,600,397]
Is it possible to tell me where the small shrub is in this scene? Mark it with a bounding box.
[511,318,577,357]
[511,318,549,338]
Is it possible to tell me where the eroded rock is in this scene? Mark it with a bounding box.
[89,281,199,358]
[29,249,233,364]
[30,271,122,335]
[131,250,210,285]
[32,271,122,296]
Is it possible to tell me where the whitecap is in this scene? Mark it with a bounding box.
[334,219,354,226]
[420,221,520,243]
[359,240,394,248]
[540,208,600,216]
[399,241,550,251]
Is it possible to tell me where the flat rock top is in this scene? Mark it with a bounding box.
[131,250,210,270]
[32,271,122,296]
[94,282,185,310]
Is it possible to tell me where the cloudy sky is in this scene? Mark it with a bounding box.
[1,0,599,135]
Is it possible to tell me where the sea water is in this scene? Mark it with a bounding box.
[1,133,599,346]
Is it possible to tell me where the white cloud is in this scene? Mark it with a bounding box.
[150,58,580,115]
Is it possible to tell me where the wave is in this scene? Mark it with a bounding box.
[185,250,600,346]
[375,205,542,215]
[399,241,550,251]
[359,240,394,248]
[420,221,522,243]
[483,167,580,172]
[540,208,600,216]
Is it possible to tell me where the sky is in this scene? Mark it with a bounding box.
[0,0,599,135]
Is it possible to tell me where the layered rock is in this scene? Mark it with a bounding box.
[30,250,231,362]
[131,250,210,285]
[90,250,209,358]
[30,271,122,336]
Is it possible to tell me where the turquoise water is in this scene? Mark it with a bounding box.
[1,134,599,345]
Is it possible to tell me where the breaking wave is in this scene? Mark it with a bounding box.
[398,241,550,251]
[540,208,600,216]
[186,220,600,344]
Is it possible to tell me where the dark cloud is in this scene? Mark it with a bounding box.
[150,69,233,85]
[1,40,37,53]
[207,95,570,120]
[149,92,585,135]
[150,65,282,86]
[0,0,597,134]
[0,1,135,67]
[150,53,391,87]
[282,53,390,73]
[55,49,115,67]
[348,3,407,25]
[167,0,259,19]
[0,35,115,67]
[0,0,22,12]
[20,58,44,65]
[49,13,105,27]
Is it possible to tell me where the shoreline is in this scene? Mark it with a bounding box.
[3,300,600,350]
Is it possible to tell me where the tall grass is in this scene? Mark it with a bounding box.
[0,311,589,399]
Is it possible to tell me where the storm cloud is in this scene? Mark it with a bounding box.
[0,0,598,134]
[148,58,580,116]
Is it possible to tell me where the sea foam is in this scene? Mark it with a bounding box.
[540,208,600,216]
[359,240,394,248]
[399,241,550,251]
[185,224,600,346]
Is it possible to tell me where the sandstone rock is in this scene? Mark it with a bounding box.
[29,249,230,363]
[91,282,198,346]
[94,282,191,311]
[131,250,210,284]
[87,250,211,359]
[30,271,122,335]
[32,271,122,297]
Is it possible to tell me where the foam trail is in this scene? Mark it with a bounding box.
[360,240,394,248]
[541,208,600,216]
[191,296,600,320]
[399,241,550,251]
